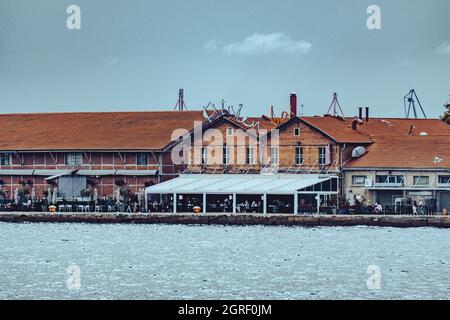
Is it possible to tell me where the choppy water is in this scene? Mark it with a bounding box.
[0,222,449,300]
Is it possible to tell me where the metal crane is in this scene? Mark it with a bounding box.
[404,89,426,119]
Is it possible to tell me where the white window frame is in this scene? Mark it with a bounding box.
[246,147,255,165]
[0,153,11,166]
[65,153,83,166]
[318,147,326,165]
[294,128,300,136]
[352,175,367,185]
[226,128,234,136]
[438,175,450,184]
[270,146,279,165]
[223,146,230,165]
[295,146,303,165]
[136,152,148,166]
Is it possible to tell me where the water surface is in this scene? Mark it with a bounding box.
[0,222,449,299]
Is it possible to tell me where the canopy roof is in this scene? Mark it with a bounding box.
[145,174,333,195]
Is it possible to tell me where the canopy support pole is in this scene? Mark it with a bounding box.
[232,193,237,214]
[316,194,320,215]
[145,192,148,212]
[294,193,298,215]
[263,193,267,214]
[173,193,177,214]
[202,193,206,214]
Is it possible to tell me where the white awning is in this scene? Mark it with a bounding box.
[115,170,158,176]
[145,174,333,195]
[0,169,157,178]
[0,169,34,176]
[45,170,78,180]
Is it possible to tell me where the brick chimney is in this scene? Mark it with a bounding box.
[290,93,297,118]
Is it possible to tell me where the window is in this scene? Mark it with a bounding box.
[65,153,83,166]
[295,146,303,165]
[223,146,230,165]
[414,176,430,186]
[226,128,234,136]
[318,147,326,165]
[375,175,404,184]
[352,175,367,185]
[136,153,148,166]
[0,153,11,166]
[246,147,255,165]
[294,128,300,136]
[201,148,208,165]
[270,146,279,164]
[438,175,450,184]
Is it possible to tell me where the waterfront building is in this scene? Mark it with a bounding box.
[0,111,203,201]
[147,101,450,214]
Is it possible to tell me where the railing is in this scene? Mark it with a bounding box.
[373,182,404,188]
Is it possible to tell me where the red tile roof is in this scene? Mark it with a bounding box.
[296,115,450,168]
[346,135,450,169]
[300,116,373,143]
[0,111,205,151]
[350,118,450,138]
[343,118,450,168]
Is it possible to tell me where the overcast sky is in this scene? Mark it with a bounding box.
[0,0,449,118]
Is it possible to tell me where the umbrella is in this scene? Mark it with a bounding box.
[52,187,58,204]
[93,188,98,203]
[31,186,36,203]
[47,187,52,204]
[115,188,121,204]
[137,188,144,207]
[14,188,19,205]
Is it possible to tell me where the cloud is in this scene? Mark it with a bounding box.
[203,40,218,52]
[434,41,450,55]
[104,57,120,65]
[204,32,312,56]
[395,60,414,68]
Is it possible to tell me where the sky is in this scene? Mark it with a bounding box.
[0,0,449,118]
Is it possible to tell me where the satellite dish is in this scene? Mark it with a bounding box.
[434,157,443,164]
[352,146,367,158]
[419,132,428,136]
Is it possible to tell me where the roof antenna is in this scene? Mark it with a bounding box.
[174,88,187,111]
[403,89,426,119]
[326,92,345,118]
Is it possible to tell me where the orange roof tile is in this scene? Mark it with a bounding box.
[0,111,205,151]
[346,135,450,169]
[300,116,373,143]
[349,118,450,138]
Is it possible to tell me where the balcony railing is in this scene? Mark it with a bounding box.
[373,182,404,188]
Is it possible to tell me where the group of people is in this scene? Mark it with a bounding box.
[237,200,262,213]
[412,200,425,215]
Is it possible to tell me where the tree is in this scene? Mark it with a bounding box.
[441,97,450,124]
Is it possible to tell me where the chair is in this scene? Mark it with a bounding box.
[108,205,114,213]
[77,205,84,212]
[95,205,101,212]
[58,205,65,212]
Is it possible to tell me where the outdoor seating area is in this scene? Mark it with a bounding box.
[145,174,340,215]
